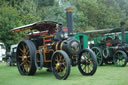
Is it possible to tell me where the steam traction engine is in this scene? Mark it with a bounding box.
[12,8,97,80]
[91,22,128,66]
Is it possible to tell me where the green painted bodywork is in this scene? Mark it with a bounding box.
[93,32,128,44]
[74,33,88,48]
[125,32,128,43]
[93,37,103,44]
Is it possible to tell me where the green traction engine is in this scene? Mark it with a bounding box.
[90,23,128,67]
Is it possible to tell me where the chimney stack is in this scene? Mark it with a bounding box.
[65,8,73,35]
[120,22,125,45]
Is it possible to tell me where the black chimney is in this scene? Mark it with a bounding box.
[65,8,73,35]
[120,21,125,45]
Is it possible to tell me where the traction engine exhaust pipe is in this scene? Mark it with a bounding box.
[120,22,125,45]
[65,8,74,35]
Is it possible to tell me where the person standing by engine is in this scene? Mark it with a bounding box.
[114,33,121,45]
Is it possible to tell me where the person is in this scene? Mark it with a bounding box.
[114,33,121,45]
[115,33,119,40]
[53,24,65,41]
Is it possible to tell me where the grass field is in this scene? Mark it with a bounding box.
[0,62,128,85]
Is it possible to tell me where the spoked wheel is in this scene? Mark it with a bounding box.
[78,48,97,75]
[51,50,71,80]
[16,40,36,75]
[91,47,103,66]
[113,50,127,67]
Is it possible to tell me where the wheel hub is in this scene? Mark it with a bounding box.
[119,56,123,60]
[81,59,91,65]
[21,56,27,61]
[86,61,91,65]
[56,63,61,69]
[23,56,27,59]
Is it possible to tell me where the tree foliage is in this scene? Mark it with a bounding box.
[0,0,128,50]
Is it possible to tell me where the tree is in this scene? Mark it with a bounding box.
[0,3,23,50]
[73,0,122,30]
[0,0,128,50]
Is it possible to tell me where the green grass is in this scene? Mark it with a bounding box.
[0,63,128,85]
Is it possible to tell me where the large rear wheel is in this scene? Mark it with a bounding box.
[16,40,37,75]
[113,50,127,67]
[78,48,97,76]
[51,50,71,80]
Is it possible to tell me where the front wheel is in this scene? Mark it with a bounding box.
[78,48,97,76]
[51,50,71,80]
[113,50,128,67]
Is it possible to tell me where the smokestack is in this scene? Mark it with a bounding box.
[65,8,73,35]
[120,21,125,45]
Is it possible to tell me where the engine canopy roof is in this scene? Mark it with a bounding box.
[12,21,62,33]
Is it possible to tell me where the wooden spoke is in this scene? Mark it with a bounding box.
[84,65,86,73]
[22,44,26,52]
[62,59,66,66]
[87,53,90,58]
[89,63,93,69]
[20,61,25,66]
[97,52,100,56]
[23,44,28,55]
[22,66,25,72]
[58,67,66,76]
[55,56,59,63]
[19,56,23,58]
[59,54,62,61]
[27,60,31,64]
[88,65,89,73]
[25,50,29,56]
[24,64,28,72]
[88,65,91,73]
[56,68,59,73]
[19,48,24,54]
[81,65,85,70]
[63,68,66,73]
[26,63,29,72]
[81,64,84,67]
[58,72,63,76]
[25,62,30,72]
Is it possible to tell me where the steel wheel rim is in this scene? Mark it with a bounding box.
[114,52,126,67]
[92,48,102,65]
[53,53,67,78]
[80,52,94,73]
[17,42,31,73]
